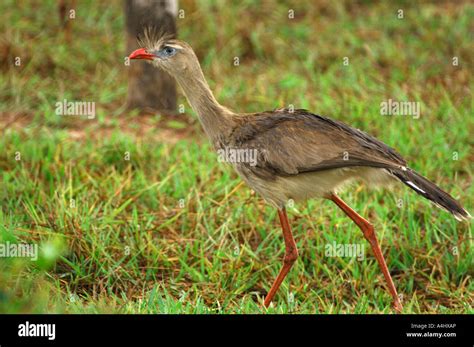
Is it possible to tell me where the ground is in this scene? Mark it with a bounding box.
[0,0,472,313]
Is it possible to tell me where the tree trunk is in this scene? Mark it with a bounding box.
[125,0,178,113]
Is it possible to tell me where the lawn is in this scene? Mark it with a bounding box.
[0,0,472,313]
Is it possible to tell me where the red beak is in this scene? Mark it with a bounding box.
[129,48,155,61]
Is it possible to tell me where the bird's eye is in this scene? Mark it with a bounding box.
[162,46,176,56]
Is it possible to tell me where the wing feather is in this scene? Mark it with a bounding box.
[229,109,406,179]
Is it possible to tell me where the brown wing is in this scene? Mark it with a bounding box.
[229,109,407,179]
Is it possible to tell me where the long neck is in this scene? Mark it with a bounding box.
[175,65,234,141]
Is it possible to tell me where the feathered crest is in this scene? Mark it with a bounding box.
[137,26,174,50]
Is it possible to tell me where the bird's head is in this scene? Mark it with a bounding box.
[128,27,199,80]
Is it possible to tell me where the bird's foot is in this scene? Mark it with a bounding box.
[393,300,403,314]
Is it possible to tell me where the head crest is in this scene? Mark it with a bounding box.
[137,26,174,50]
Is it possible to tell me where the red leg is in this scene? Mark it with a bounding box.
[263,208,299,307]
[329,193,403,313]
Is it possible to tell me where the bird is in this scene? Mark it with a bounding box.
[128,29,471,312]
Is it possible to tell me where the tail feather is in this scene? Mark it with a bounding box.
[390,168,471,221]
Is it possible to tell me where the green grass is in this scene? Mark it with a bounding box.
[0,0,472,313]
